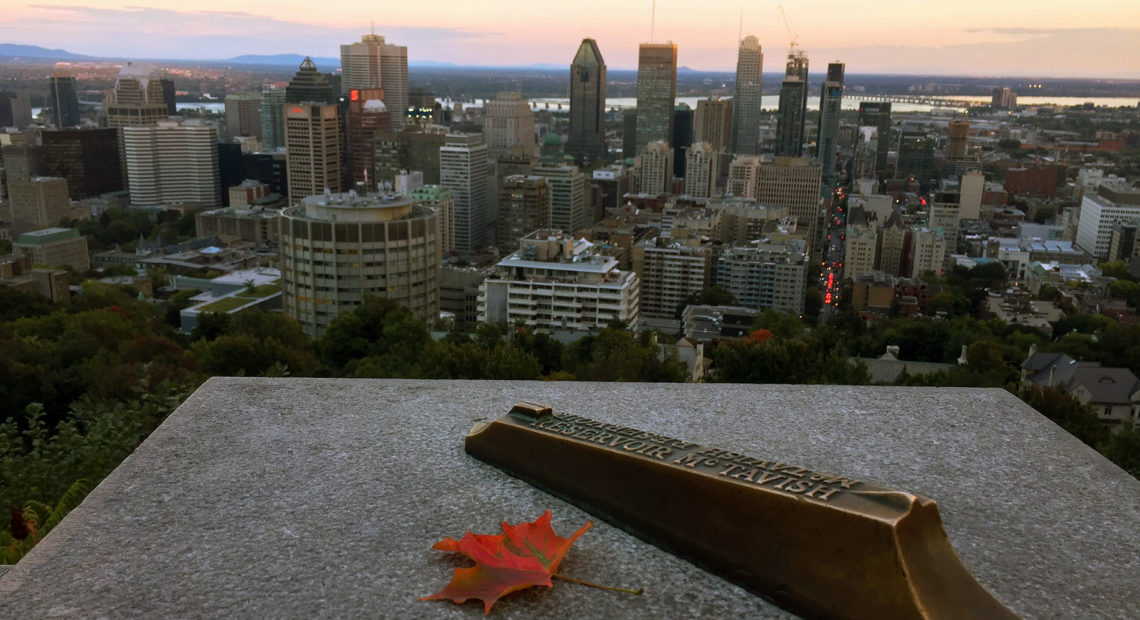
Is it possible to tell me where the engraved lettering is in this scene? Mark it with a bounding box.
[732,468,761,483]
[674,454,708,468]
[754,472,785,486]
[785,479,812,494]
[622,441,646,451]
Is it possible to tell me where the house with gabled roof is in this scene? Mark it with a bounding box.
[1022,345,1140,429]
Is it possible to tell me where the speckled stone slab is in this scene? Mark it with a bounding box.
[1,379,1138,618]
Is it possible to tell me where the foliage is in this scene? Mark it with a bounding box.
[1,479,90,564]
[1018,387,1109,448]
[674,285,737,318]
[1099,422,1140,478]
[421,510,596,614]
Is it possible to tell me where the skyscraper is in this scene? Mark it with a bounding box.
[774,51,809,157]
[122,119,220,207]
[948,120,969,160]
[285,102,341,205]
[260,89,287,151]
[566,39,608,164]
[694,98,734,154]
[672,104,693,179]
[440,133,490,251]
[339,34,409,131]
[0,92,32,129]
[104,62,168,128]
[635,43,678,152]
[346,88,391,186]
[730,36,763,155]
[815,62,845,191]
[48,73,80,128]
[286,58,335,104]
[637,141,672,195]
[685,142,718,199]
[532,162,587,236]
[42,128,123,199]
[857,102,891,177]
[483,92,536,160]
[224,95,262,140]
[497,175,549,254]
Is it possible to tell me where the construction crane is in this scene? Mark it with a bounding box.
[778,5,799,51]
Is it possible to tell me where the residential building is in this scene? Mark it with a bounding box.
[879,211,907,276]
[123,119,221,207]
[195,205,281,246]
[774,51,809,157]
[339,34,408,131]
[726,155,761,199]
[948,120,969,160]
[478,229,640,331]
[637,141,672,195]
[730,35,763,155]
[41,128,123,199]
[285,102,341,205]
[632,237,713,318]
[684,142,718,199]
[532,162,587,237]
[440,133,490,251]
[1076,184,1140,259]
[1022,349,1140,430]
[497,175,549,254]
[960,170,983,220]
[907,227,947,278]
[844,206,878,280]
[278,190,440,337]
[104,62,168,128]
[566,39,608,163]
[409,185,455,256]
[815,62,844,191]
[13,227,90,272]
[929,202,961,258]
[716,239,807,314]
[635,43,678,152]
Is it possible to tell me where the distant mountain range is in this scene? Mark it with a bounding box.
[0,43,92,60]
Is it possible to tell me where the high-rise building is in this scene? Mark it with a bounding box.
[635,43,678,152]
[41,128,124,199]
[843,206,877,280]
[0,92,33,129]
[104,63,168,128]
[929,202,961,261]
[340,34,409,131]
[726,155,761,199]
[685,142,718,199]
[286,58,336,104]
[285,102,341,205]
[694,98,734,154]
[878,211,906,276]
[122,119,221,207]
[224,95,262,140]
[637,141,673,195]
[672,104,693,179]
[158,79,177,115]
[497,175,549,254]
[590,164,632,211]
[730,35,763,155]
[1076,185,1140,259]
[959,170,983,220]
[346,88,391,186]
[440,133,490,251]
[9,177,72,235]
[896,128,935,183]
[716,240,807,314]
[991,88,1017,110]
[260,90,287,151]
[632,238,713,318]
[852,127,879,183]
[374,130,446,186]
[279,191,440,337]
[533,162,588,236]
[948,120,969,160]
[622,109,638,158]
[857,102,891,177]
[48,73,81,128]
[756,156,823,245]
[907,227,947,278]
[484,92,536,160]
[567,39,608,164]
[409,184,455,256]
[815,62,845,191]
[774,51,809,157]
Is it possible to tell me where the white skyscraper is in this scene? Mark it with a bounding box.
[440,133,490,251]
[340,34,409,131]
[122,119,220,207]
[483,92,537,159]
[685,142,718,199]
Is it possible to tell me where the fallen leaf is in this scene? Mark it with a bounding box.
[421,510,592,614]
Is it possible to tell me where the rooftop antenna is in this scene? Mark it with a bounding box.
[651,0,656,43]
[739,7,743,44]
[371,21,375,35]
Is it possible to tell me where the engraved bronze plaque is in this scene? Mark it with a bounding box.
[465,403,1015,619]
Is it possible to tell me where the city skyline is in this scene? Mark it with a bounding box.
[4,1,1140,78]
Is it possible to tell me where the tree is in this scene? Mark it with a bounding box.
[320,297,430,374]
[1019,386,1109,448]
[1099,422,1140,478]
[675,286,737,318]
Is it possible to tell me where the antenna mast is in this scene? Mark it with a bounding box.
[650,0,656,42]
[739,7,743,43]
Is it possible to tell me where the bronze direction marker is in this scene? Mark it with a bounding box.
[465,403,1016,619]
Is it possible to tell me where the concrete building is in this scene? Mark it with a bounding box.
[716,239,807,314]
[1108,218,1140,262]
[637,141,673,196]
[775,51,809,157]
[224,95,262,140]
[632,237,713,319]
[756,157,823,238]
[497,175,549,254]
[1076,185,1140,259]
[440,133,490,252]
[730,35,763,155]
[959,170,983,220]
[346,89,391,186]
[566,39,608,163]
[929,202,961,259]
[590,164,632,212]
[694,98,734,154]
[195,205,281,247]
[14,227,90,272]
[844,206,878,280]
[409,185,454,256]
[123,119,221,207]
[279,190,440,337]
[815,62,845,191]
[685,142,718,199]
[285,102,341,206]
[908,227,947,278]
[339,34,408,131]
[879,211,906,276]
[635,43,678,152]
[532,162,588,237]
[9,176,76,236]
[104,62,168,128]
[0,92,33,129]
[479,229,640,331]
[260,90,287,151]
[484,92,536,160]
[726,155,761,199]
[41,128,124,199]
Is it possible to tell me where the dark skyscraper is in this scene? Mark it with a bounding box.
[775,51,809,157]
[159,79,177,115]
[815,62,845,191]
[286,58,336,104]
[858,102,891,176]
[672,104,693,179]
[49,75,81,128]
[42,128,124,198]
[566,38,608,164]
[635,43,678,152]
[731,35,763,155]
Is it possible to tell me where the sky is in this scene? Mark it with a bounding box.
[4,1,1140,77]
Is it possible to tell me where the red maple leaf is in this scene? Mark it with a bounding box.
[421,510,593,614]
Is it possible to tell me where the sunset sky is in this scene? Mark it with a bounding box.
[4,1,1140,77]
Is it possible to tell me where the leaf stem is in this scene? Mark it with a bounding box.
[553,572,643,595]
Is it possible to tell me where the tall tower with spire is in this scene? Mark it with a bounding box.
[285,57,335,104]
[566,39,608,164]
[635,42,678,152]
[730,36,763,155]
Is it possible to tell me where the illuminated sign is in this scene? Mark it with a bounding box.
[350,89,359,102]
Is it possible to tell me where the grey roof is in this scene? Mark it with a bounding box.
[1066,367,1140,405]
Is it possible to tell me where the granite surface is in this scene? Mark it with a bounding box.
[1,379,1138,618]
